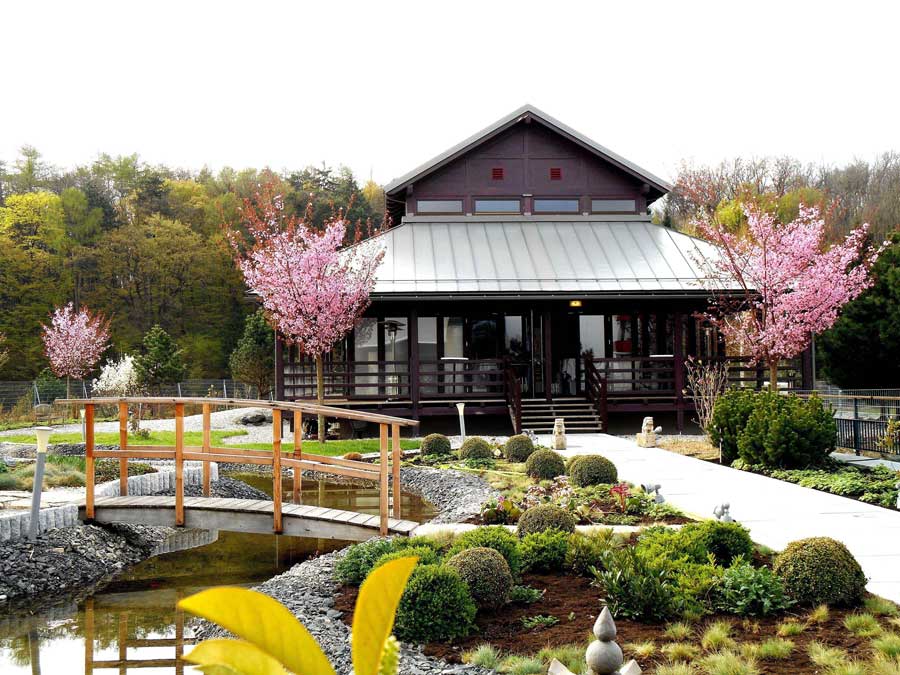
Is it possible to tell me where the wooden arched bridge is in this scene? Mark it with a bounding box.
[63,397,420,540]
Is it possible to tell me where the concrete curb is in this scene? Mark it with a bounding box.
[0,461,218,543]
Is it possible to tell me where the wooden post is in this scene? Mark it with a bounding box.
[85,403,95,520]
[201,403,211,497]
[175,403,184,526]
[272,409,283,533]
[84,596,95,675]
[673,313,685,432]
[391,423,401,518]
[292,410,302,504]
[379,423,389,535]
[118,402,129,496]
[118,611,128,675]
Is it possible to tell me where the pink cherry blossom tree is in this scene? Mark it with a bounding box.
[41,302,111,400]
[695,205,881,389]
[230,182,384,442]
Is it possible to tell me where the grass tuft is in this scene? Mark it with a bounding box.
[664,622,694,640]
[776,619,805,637]
[807,604,830,624]
[866,597,900,617]
[697,650,760,675]
[756,638,794,660]
[872,633,900,659]
[701,620,736,651]
[462,644,501,670]
[535,644,585,674]
[623,640,656,659]
[807,641,849,669]
[498,655,544,675]
[655,665,697,675]
[662,642,702,662]
[844,612,883,637]
[826,660,870,675]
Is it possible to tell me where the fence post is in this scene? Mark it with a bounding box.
[293,410,302,504]
[177,382,182,397]
[223,379,227,398]
[379,424,389,535]
[202,403,211,496]
[392,424,401,519]
[175,403,184,526]
[118,402,129,496]
[272,409,283,533]
[85,403,95,519]
[853,398,861,456]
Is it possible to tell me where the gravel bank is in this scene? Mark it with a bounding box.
[195,549,492,675]
[152,476,270,500]
[399,466,499,524]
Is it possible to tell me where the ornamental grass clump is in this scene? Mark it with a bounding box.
[447,525,522,576]
[567,454,618,487]
[459,436,493,460]
[394,564,476,643]
[504,434,536,462]
[420,433,451,456]
[525,448,566,481]
[773,536,866,607]
[445,546,513,610]
[517,503,576,537]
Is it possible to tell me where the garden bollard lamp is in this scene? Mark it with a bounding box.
[456,402,466,441]
[29,427,52,540]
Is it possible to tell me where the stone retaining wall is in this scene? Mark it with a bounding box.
[0,461,218,543]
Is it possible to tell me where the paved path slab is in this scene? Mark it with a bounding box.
[537,433,900,602]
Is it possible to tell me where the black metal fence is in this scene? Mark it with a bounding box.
[796,389,900,457]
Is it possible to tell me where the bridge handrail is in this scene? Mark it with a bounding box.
[61,397,414,536]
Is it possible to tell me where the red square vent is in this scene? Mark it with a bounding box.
[491,167,504,180]
[550,167,562,180]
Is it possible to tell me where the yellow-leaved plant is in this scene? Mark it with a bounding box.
[178,556,417,675]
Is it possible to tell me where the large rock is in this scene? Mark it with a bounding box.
[236,409,273,426]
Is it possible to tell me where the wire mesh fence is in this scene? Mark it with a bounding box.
[795,388,900,457]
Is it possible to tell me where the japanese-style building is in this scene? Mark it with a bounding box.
[275,105,813,434]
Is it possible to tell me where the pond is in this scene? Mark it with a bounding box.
[0,478,436,674]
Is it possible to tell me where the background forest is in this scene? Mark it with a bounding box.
[1,147,897,387]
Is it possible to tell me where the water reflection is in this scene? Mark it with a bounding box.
[0,481,436,674]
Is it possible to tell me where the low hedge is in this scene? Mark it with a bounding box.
[525,448,565,480]
[445,547,513,609]
[520,530,569,573]
[773,537,866,607]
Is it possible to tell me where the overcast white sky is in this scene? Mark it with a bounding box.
[3,0,899,186]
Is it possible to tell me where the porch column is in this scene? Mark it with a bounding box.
[674,313,685,432]
[801,342,814,390]
[275,333,284,401]
[409,308,420,417]
[542,310,552,401]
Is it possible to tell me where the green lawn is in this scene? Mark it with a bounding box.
[1,430,419,458]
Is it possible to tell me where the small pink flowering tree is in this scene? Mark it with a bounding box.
[230,182,384,442]
[695,205,881,389]
[41,302,111,400]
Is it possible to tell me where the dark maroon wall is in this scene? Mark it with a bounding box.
[405,122,648,216]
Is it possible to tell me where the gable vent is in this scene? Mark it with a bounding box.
[491,167,504,180]
[550,167,562,180]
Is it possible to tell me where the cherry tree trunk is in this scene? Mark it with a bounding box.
[316,354,325,444]
[769,361,779,392]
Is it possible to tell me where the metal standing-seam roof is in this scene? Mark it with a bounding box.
[368,216,727,297]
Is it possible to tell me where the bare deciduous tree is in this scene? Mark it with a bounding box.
[684,356,730,437]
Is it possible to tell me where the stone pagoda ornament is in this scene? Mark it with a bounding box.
[548,606,641,675]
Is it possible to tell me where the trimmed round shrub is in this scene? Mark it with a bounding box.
[737,392,837,469]
[773,537,866,607]
[445,547,513,609]
[567,454,618,487]
[504,434,536,462]
[525,448,566,480]
[420,433,451,456]
[519,529,570,573]
[709,388,759,464]
[690,520,754,567]
[447,525,522,576]
[394,564,477,643]
[392,535,450,554]
[517,503,576,537]
[370,546,440,575]
[343,451,363,461]
[334,538,394,585]
[459,437,493,460]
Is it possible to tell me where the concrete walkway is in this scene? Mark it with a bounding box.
[537,433,900,603]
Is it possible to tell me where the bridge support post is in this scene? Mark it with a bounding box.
[175,403,184,526]
[272,409,283,533]
[293,410,302,504]
[202,403,211,496]
[392,423,401,519]
[379,423,389,535]
[118,402,128,496]
[85,403,95,520]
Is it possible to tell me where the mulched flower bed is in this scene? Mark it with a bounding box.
[335,572,885,675]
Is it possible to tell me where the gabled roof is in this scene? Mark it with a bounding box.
[384,104,672,199]
[367,215,726,298]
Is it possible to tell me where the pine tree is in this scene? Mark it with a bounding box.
[134,324,186,393]
[229,310,275,398]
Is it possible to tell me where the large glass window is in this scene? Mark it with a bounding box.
[416,199,463,214]
[474,198,520,214]
[418,317,438,394]
[353,318,378,396]
[591,198,636,213]
[533,198,580,213]
[579,315,606,359]
[383,317,408,396]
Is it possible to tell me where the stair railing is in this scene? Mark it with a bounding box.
[583,356,609,432]
[504,366,523,434]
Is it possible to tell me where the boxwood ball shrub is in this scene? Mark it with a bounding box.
[691,520,754,567]
[334,538,394,585]
[447,525,522,576]
[773,536,866,607]
[525,448,566,480]
[519,529,570,573]
[567,454,618,487]
[709,388,759,464]
[445,546,513,610]
[517,503,577,537]
[504,434,536,462]
[459,436,493,460]
[420,433,451,456]
[394,564,477,643]
[370,545,440,575]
